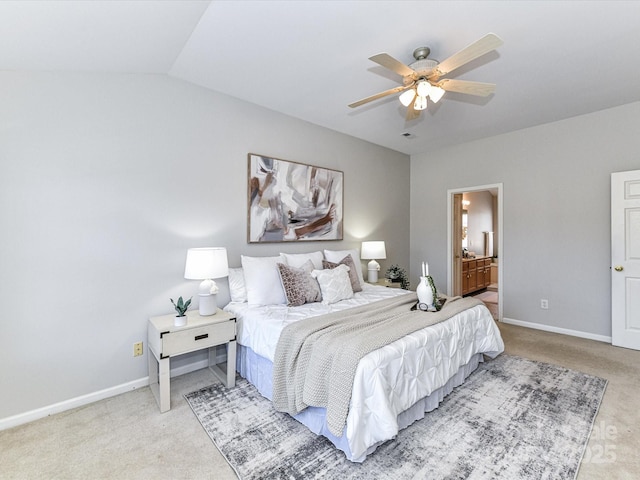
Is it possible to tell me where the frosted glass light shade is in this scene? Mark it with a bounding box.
[361,241,387,260]
[184,247,229,280]
[429,86,446,103]
[414,95,427,111]
[399,89,416,107]
[416,81,431,97]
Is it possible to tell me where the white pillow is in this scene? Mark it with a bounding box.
[241,255,287,306]
[323,249,364,286]
[228,267,247,303]
[312,264,354,305]
[280,251,324,270]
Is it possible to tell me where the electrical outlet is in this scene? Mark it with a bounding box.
[540,299,549,309]
[133,341,143,357]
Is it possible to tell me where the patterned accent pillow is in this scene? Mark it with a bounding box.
[322,254,363,292]
[312,264,354,305]
[277,260,322,307]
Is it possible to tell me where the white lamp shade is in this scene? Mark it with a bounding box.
[184,247,229,280]
[361,241,387,260]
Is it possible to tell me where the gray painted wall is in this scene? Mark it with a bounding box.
[3,69,639,423]
[410,101,640,338]
[0,72,410,420]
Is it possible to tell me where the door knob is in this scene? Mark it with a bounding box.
[614,265,624,272]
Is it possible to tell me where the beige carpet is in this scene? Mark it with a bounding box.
[1,323,640,479]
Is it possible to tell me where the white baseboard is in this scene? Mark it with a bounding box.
[0,355,225,432]
[501,317,612,344]
[0,377,148,432]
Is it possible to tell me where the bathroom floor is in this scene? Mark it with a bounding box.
[472,285,498,320]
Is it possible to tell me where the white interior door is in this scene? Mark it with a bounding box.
[611,169,640,350]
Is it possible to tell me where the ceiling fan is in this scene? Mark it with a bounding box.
[348,33,503,120]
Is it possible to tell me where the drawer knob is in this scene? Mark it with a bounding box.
[195,333,209,341]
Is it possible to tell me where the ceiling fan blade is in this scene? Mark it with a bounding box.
[369,53,416,78]
[428,33,503,79]
[406,102,421,121]
[437,79,496,97]
[348,84,414,109]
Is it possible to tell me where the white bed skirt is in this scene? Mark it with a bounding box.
[236,344,484,462]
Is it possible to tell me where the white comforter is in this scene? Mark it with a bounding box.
[225,284,504,461]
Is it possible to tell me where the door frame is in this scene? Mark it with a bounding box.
[452,193,463,297]
[447,183,503,321]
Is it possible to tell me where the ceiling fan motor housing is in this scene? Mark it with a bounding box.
[412,46,431,60]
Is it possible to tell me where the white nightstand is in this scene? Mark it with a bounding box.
[148,308,236,413]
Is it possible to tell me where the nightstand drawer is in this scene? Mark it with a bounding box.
[161,321,235,357]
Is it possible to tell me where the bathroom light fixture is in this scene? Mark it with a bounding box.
[184,247,229,316]
[361,241,387,283]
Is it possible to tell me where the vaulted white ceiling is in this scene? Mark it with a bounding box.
[2,1,640,155]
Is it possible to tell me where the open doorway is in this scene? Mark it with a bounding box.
[447,184,503,321]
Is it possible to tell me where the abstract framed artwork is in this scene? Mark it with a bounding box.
[247,153,343,243]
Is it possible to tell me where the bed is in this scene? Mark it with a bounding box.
[223,250,504,463]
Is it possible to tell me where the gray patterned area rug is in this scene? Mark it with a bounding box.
[185,355,607,480]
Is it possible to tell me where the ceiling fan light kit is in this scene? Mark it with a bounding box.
[349,33,503,119]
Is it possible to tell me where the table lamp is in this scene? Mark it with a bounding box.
[361,241,386,283]
[184,247,229,316]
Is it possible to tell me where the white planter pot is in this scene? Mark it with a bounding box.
[174,315,187,327]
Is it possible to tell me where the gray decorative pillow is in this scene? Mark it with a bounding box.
[277,260,322,307]
[322,254,363,292]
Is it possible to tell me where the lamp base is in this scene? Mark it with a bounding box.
[198,293,217,316]
[367,259,380,283]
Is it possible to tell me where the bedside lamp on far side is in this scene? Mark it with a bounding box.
[184,247,229,316]
[361,241,386,283]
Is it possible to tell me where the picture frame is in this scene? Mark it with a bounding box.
[247,153,343,243]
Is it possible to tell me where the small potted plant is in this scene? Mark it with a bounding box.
[385,265,410,290]
[171,296,192,326]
